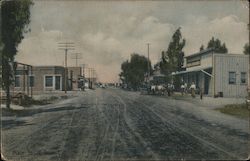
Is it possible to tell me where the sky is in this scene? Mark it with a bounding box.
[16,0,249,83]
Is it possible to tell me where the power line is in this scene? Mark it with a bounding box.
[71,53,82,67]
[80,64,86,77]
[58,42,75,93]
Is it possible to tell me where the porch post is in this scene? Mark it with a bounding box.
[212,53,216,97]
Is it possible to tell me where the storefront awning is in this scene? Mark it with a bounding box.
[172,67,213,77]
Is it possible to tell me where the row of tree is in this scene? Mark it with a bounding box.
[244,43,249,55]
[200,37,228,53]
[120,27,249,90]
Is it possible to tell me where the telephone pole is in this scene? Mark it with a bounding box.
[80,64,86,77]
[71,53,82,67]
[92,69,96,84]
[147,43,150,83]
[90,68,93,88]
[58,42,75,93]
[88,68,92,89]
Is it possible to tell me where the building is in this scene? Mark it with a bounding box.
[173,48,249,97]
[68,66,84,90]
[12,64,93,94]
[13,65,66,94]
[83,68,97,89]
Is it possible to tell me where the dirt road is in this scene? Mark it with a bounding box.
[2,88,249,160]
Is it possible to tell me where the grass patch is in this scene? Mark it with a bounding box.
[215,103,249,119]
[11,97,48,107]
[16,96,60,107]
[21,98,50,107]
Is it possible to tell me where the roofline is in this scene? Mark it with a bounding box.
[33,65,81,68]
[172,67,212,75]
[67,66,82,68]
[184,47,214,58]
[213,53,249,57]
[185,48,249,58]
[33,65,65,68]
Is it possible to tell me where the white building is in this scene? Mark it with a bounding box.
[173,48,249,97]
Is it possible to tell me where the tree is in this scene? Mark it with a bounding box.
[1,0,33,108]
[207,37,228,53]
[120,53,152,90]
[162,27,185,73]
[120,60,130,85]
[160,27,185,88]
[0,7,3,88]
[243,43,249,55]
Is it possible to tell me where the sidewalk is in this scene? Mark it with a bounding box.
[172,92,246,109]
[1,90,84,111]
[1,91,83,122]
[1,104,24,110]
[32,90,85,100]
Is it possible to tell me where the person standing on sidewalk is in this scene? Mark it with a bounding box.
[200,87,203,99]
[170,83,175,95]
[181,83,185,96]
[190,82,196,98]
[167,83,171,96]
[184,82,188,94]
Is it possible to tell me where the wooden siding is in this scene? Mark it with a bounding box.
[214,54,249,97]
[186,53,213,71]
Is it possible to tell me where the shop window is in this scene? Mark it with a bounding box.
[29,76,34,87]
[241,72,246,84]
[45,76,53,87]
[15,76,20,87]
[228,72,236,84]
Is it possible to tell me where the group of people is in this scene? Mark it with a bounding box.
[148,83,175,96]
[148,83,174,96]
[181,82,199,98]
[166,83,175,96]
[148,82,200,98]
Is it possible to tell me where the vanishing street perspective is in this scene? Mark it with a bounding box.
[1,0,250,160]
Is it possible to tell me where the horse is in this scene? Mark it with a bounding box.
[150,85,156,94]
[156,85,165,95]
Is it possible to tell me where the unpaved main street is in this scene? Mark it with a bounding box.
[1,88,249,160]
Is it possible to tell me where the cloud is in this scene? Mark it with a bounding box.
[15,1,249,83]
[182,15,248,55]
[77,15,175,82]
[16,30,65,66]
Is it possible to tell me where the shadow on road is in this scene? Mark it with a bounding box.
[2,120,34,130]
[1,104,90,118]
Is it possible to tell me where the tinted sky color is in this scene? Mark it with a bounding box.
[16,0,249,82]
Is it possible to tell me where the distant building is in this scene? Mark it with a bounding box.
[12,65,89,94]
[68,66,82,90]
[83,68,97,89]
[173,48,249,97]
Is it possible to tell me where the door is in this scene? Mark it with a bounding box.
[204,74,210,94]
[204,68,212,95]
[55,76,61,90]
